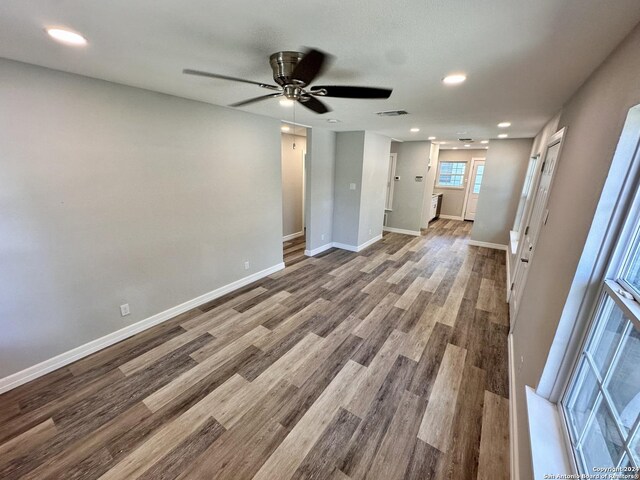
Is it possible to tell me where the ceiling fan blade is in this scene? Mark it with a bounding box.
[298,96,331,114]
[291,49,328,85]
[183,69,281,90]
[311,86,392,99]
[230,93,282,107]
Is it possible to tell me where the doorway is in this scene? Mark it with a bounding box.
[281,123,307,265]
[510,128,566,327]
[463,157,486,221]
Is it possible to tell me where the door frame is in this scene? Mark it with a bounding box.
[509,128,567,330]
[462,157,486,220]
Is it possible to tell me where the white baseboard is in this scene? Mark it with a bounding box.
[0,262,285,395]
[282,231,304,242]
[330,241,357,252]
[332,234,383,253]
[506,250,512,302]
[509,334,521,480]
[383,226,421,236]
[304,243,333,257]
[439,214,464,221]
[468,239,508,251]
[356,234,383,251]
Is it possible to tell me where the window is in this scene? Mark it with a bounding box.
[473,164,485,194]
[437,161,466,188]
[562,211,640,473]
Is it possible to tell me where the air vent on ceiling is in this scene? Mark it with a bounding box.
[376,110,409,117]
[458,138,473,142]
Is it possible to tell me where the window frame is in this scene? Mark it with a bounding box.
[561,279,640,472]
[436,160,467,189]
[557,108,640,472]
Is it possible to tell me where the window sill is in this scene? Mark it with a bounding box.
[526,386,574,478]
[435,186,464,190]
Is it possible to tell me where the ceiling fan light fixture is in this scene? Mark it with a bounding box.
[281,125,290,132]
[279,98,294,107]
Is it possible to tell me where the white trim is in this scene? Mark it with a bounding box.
[283,231,304,241]
[304,243,333,257]
[438,214,464,221]
[0,262,285,394]
[508,334,520,480]
[331,241,359,252]
[383,226,421,236]
[332,234,383,253]
[467,239,508,251]
[506,250,512,302]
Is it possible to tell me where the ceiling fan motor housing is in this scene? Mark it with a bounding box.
[269,51,305,86]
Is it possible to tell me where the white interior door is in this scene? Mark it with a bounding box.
[510,129,566,327]
[464,159,485,220]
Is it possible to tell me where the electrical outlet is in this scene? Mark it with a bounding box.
[369,228,372,235]
[321,234,325,241]
[244,261,250,270]
[349,183,356,190]
[120,303,130,317]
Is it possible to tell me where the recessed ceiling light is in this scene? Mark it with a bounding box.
[439,141,448,145]
[464,144,471,147]
[485,147,489,149]
[497,122,511,128]
[327,118,340,123]
[498,133,509,138]
[279,99,294,107]
[410,128,420,132]
[428,136,436,140]
[453,147,459,150]
[281,125,290,132]
[442,74,466,85]
[45,27,87,46]
[481,140,489,144]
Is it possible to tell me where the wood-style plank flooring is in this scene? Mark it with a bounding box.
[284,235,306,266]
[0,220,510,480]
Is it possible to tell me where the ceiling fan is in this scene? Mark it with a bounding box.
[183,49,393,114]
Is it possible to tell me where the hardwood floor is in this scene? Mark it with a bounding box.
[0,219,510,480]
[283,235,306,266]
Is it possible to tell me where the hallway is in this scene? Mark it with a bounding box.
[0,220,510,480]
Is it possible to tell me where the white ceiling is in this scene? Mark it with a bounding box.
[1,0,639,143]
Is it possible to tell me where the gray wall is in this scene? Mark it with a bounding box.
[332,132,366,246]
[471,139,533,245]
[386,141,432,233]
[305,128,336,251]
[281,133,306,237]
[512,24,640,480]
[0,59,283,378]
[357,132,391,245]
[433,149,487,217]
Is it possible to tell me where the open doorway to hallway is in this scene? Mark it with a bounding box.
[281,122,308,265]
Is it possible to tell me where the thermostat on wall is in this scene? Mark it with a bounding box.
[415,176,424,182]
